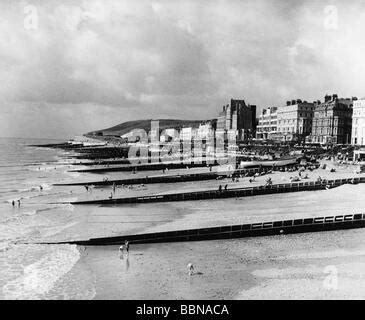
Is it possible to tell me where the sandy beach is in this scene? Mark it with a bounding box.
[45,162,365,242]
[46,163,365,300]
[3,144,365,300]
[72,227,365,300]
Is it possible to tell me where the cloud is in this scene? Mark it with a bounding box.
[0,0,213,107]
[1,0,365,138]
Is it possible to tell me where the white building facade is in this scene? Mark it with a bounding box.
[352,99,365,146]
[276,100,314,142]
[256,107,278,140]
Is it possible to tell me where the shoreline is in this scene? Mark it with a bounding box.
[3,138,365,300]
[74,227,365,300]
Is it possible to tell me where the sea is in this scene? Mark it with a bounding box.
[0,136,229,299]
[0,137,97,299]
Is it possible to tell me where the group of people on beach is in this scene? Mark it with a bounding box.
[11,200,21,207]
[84,180,148,200]
[118,240,196,276]
[11,184,46,207]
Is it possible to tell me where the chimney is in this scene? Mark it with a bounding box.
[324,95,332,102]
[332,94,338,101]
[296,99,302,104]
[291,100,296,105]
[286,101,291,106]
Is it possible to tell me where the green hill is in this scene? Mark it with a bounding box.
[88,119,216,137]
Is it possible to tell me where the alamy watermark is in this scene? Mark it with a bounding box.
[323,265,338,290]
[324,5,338,30]
[126,120,238,170]
[23,4,39,30]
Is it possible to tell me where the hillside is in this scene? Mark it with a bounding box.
[88,119,216,136]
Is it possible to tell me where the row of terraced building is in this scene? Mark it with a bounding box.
[256,94,365,145]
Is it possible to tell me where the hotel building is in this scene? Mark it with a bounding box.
[256,107,278,140]
[351,98,365,146]
[308,94,353,145]
[276,99,315,142]
[216,99,257,140]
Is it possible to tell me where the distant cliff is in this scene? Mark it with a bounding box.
[87,119,216,137]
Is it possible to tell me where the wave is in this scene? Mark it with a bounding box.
[0,161,58,168]
[5,187,41,194]
[0,209,39,224]
[2,245,81,300]
[0,202,74,225]
[5,183,52,194]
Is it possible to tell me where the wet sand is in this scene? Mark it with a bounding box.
[77,227,365,300]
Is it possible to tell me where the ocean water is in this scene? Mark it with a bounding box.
[0,137,96,300]
[0,137,229,299]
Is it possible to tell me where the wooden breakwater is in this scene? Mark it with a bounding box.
[70,177,364,205]
[64,159,132,166]
[48,213,365,246]
[68,161,221,173]
[55,171,223,186]
[54,167,269,187]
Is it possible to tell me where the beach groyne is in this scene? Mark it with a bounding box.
[55,171,226,186]
[54,167,273,187]
[31,143,130,159]
[43,213,365,246]
[68,161,221,173]
[68,156,303,174]
[69,177,363,205]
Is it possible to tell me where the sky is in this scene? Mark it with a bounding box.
[1,0,365,139]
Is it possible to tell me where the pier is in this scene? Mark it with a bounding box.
[45,213,365,246]
[69,177,364,205]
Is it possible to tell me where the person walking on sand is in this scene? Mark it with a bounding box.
[109,192,113,199]
[113,182,116,194]
[85,185,89,192]
[119,244,124,255]
[187,263,194,276]
[39,185,43,191]
[17,200,21,207]
[224,184,228,191]
[125,240,129,254]
[11,200,15,207]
